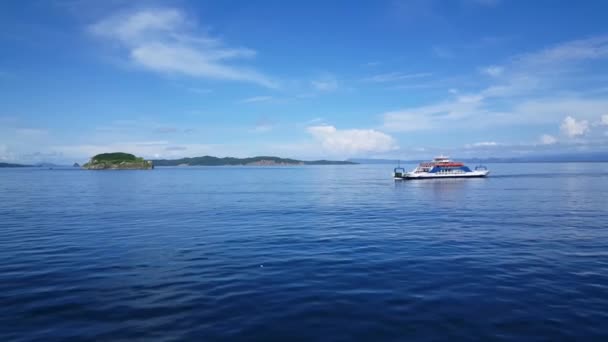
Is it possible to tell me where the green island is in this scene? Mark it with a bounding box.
[152,155,357,166]
[0,162,30,168]
[83,153,153,170]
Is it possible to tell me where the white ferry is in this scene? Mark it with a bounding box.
[394,156,489,180]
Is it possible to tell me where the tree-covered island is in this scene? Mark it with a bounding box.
[83,153,154,170]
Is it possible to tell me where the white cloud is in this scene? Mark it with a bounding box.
[382,35,608,134]
[383,110,436,132]
[165,146,187,151]
[464,141,500,149]
[90,8,277,88]
[560,116,589,138]
[515,35,608,67]
[134,140,170,146]
[252,124,273,133]
[363,72,432,83]
[307,125,398,155]
[480,65,503,77]
[472,141,498,147]
[383,95,483,132]
[383,95,608,133]
[0,144,12,161]
[311,76,338,92]
[540,134,557,145]
[15,128,48,137]
[457,94,484,103]
[241,96,273,103]
[601,114,608,126]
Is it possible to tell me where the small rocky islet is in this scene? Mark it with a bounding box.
[83,153,153,170]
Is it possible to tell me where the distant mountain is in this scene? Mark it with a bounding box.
[152,156,356,166]
[303,159,357,165]
[34,162,64,168]
[351,152,608,164]
[0,162,30,167]
[348,158,403,164]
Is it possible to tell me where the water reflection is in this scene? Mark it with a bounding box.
[394,178,489,206]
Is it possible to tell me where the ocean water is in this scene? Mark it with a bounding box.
[1,163,607,341]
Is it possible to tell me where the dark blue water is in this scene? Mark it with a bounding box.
[1,163,607,341]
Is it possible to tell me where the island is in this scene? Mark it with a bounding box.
[83,152,153,170]
[152,155,357,166]
[0,162,30,168]
[73,163,80,167]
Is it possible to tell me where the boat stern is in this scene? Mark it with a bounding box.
[393,167,406,179]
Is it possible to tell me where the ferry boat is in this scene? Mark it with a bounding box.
[393,156,489,180]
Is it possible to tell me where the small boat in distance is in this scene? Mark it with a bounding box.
[394,155,489,180]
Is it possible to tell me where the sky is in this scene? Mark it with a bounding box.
[1,0,608,164]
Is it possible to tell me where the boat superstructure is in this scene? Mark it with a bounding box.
[394,156,489,180]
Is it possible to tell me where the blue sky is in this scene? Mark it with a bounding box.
[1,0,608,163]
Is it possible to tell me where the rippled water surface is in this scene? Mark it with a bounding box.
[1,163,608,341]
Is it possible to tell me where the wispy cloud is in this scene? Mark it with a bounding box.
[467,141,499,148]
[165,146,188,151]
[241,96,273,103]
[479,65,503,77]
[94,119,199,140]
[135,140,170,146]
[307,124,398,155]
[513,35,608,67]
[154,126,178,134]
[540,134,557,145]
[383,95,483,132]
[0,144,13,161]
[186,87,213,94]
[90,8,278,88]
[15,128,49,137]
[249,116,275,133]
[384,95,608,133]
[311,75,338,92]
[363,72,432,83]
[383,35,608,138]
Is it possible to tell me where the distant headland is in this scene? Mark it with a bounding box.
[152,156,356,166]
[4,155,355,168]
[83,153,153,170]
[0,162,31,168]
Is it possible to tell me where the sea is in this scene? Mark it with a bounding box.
[1,163,607,341]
